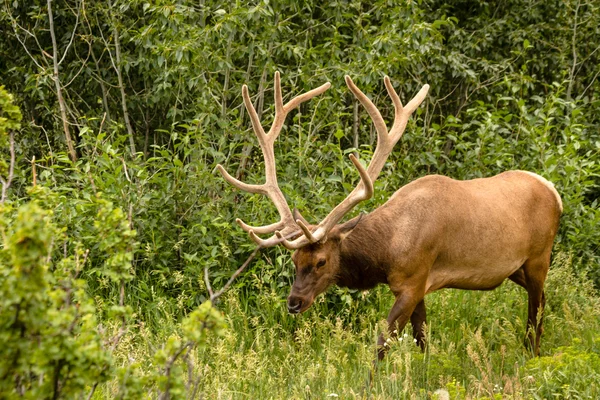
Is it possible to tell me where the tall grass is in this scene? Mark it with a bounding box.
[99,253,600,399]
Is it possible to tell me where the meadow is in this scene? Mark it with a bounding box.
[88,252,598,399]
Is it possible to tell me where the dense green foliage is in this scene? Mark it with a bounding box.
[0,0,599,398]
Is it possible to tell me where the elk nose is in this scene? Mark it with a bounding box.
[287,297,303,314]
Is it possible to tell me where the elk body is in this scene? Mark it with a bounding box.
[217,72,562,359]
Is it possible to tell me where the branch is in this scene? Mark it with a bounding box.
[47,0,78,162]
[186,354,201,400]
[567,0,581,100]
[6,18,47,71]
[86,30,113,121]
[159,341,193,400]
[96,5,136,156]
[58,0,82,65]
[63,37,92,88]
[204,230,301,303]
[86,278,127,400]
[31,156,37,186]
[120,157,132,183]
[581,67,600,98]
[205,246,259,302]
[111,21,136,156]
[574,43,600,78]
[94,13,117,71]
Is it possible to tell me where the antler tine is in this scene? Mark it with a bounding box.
[244,228,296,247]
[219,72,331,247]
[383,76,403,122]
[280,76,428,250]
[403,84,430,116]
[283,82,332,113]
[274,71,284,115]
[277,153,374,249]
[236,218,284,235]
[384,77,429,143]
[345,76,389,144]
[295,219,317,243]
[217,165,290,235]
[270,71,331,140]
[216,164,266,194]
[242,84,267,145]
[275,230,298,250]
[347,75,429,181]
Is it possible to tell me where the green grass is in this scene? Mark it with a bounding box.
[97,253,600,399]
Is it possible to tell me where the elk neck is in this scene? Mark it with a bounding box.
[335,213,390,290]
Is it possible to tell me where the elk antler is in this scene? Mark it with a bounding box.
[216,72,334,247]
[346,76,430,181]
[276,76,429,249]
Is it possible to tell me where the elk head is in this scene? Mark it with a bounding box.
[286,216,364,313]
[217,72,428,314]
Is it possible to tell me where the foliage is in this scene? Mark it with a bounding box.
[0,0,599,397]
[0,200,111,398]
[525,337,600,399]
[0,85,21,136]
[0,85,20,187]
[0,0,597,284]
[0,191,229,398]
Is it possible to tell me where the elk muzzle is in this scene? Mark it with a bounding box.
[287,293,313,314]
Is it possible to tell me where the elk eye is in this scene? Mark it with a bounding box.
[316,259,326,268]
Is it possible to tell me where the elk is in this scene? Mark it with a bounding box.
[217,72,562,359]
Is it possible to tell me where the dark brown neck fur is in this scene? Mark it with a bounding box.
[335,215,390,290]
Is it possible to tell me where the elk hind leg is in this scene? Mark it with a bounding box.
[522,255,550,356]
[508,268,527,289]
[509,268,534,349]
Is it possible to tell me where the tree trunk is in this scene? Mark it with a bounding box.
[90,45,112,123]
[48,0,77,162]
[112,23,136,156]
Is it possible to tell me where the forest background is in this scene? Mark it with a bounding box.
[0,0,599,398]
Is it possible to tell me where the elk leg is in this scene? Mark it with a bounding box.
[522,255,550,356]
[377,294,422,360]
[508,268,527,289]
[410,299,427,351]
[509,268,535,350]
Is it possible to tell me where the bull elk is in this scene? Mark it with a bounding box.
[217,72,562,359]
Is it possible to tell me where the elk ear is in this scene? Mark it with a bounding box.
[293,208,311,226]
[335,213,365,242]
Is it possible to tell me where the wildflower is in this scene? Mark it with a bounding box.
[433,389,450,400]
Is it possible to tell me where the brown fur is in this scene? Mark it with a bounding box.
[287,170,562,358]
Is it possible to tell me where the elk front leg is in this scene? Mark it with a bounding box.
[377,293,423,360]
[410,299,427,351]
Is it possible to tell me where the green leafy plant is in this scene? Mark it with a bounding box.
[0,201,111,398]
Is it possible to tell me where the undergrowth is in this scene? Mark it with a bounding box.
[97,252,600,399]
